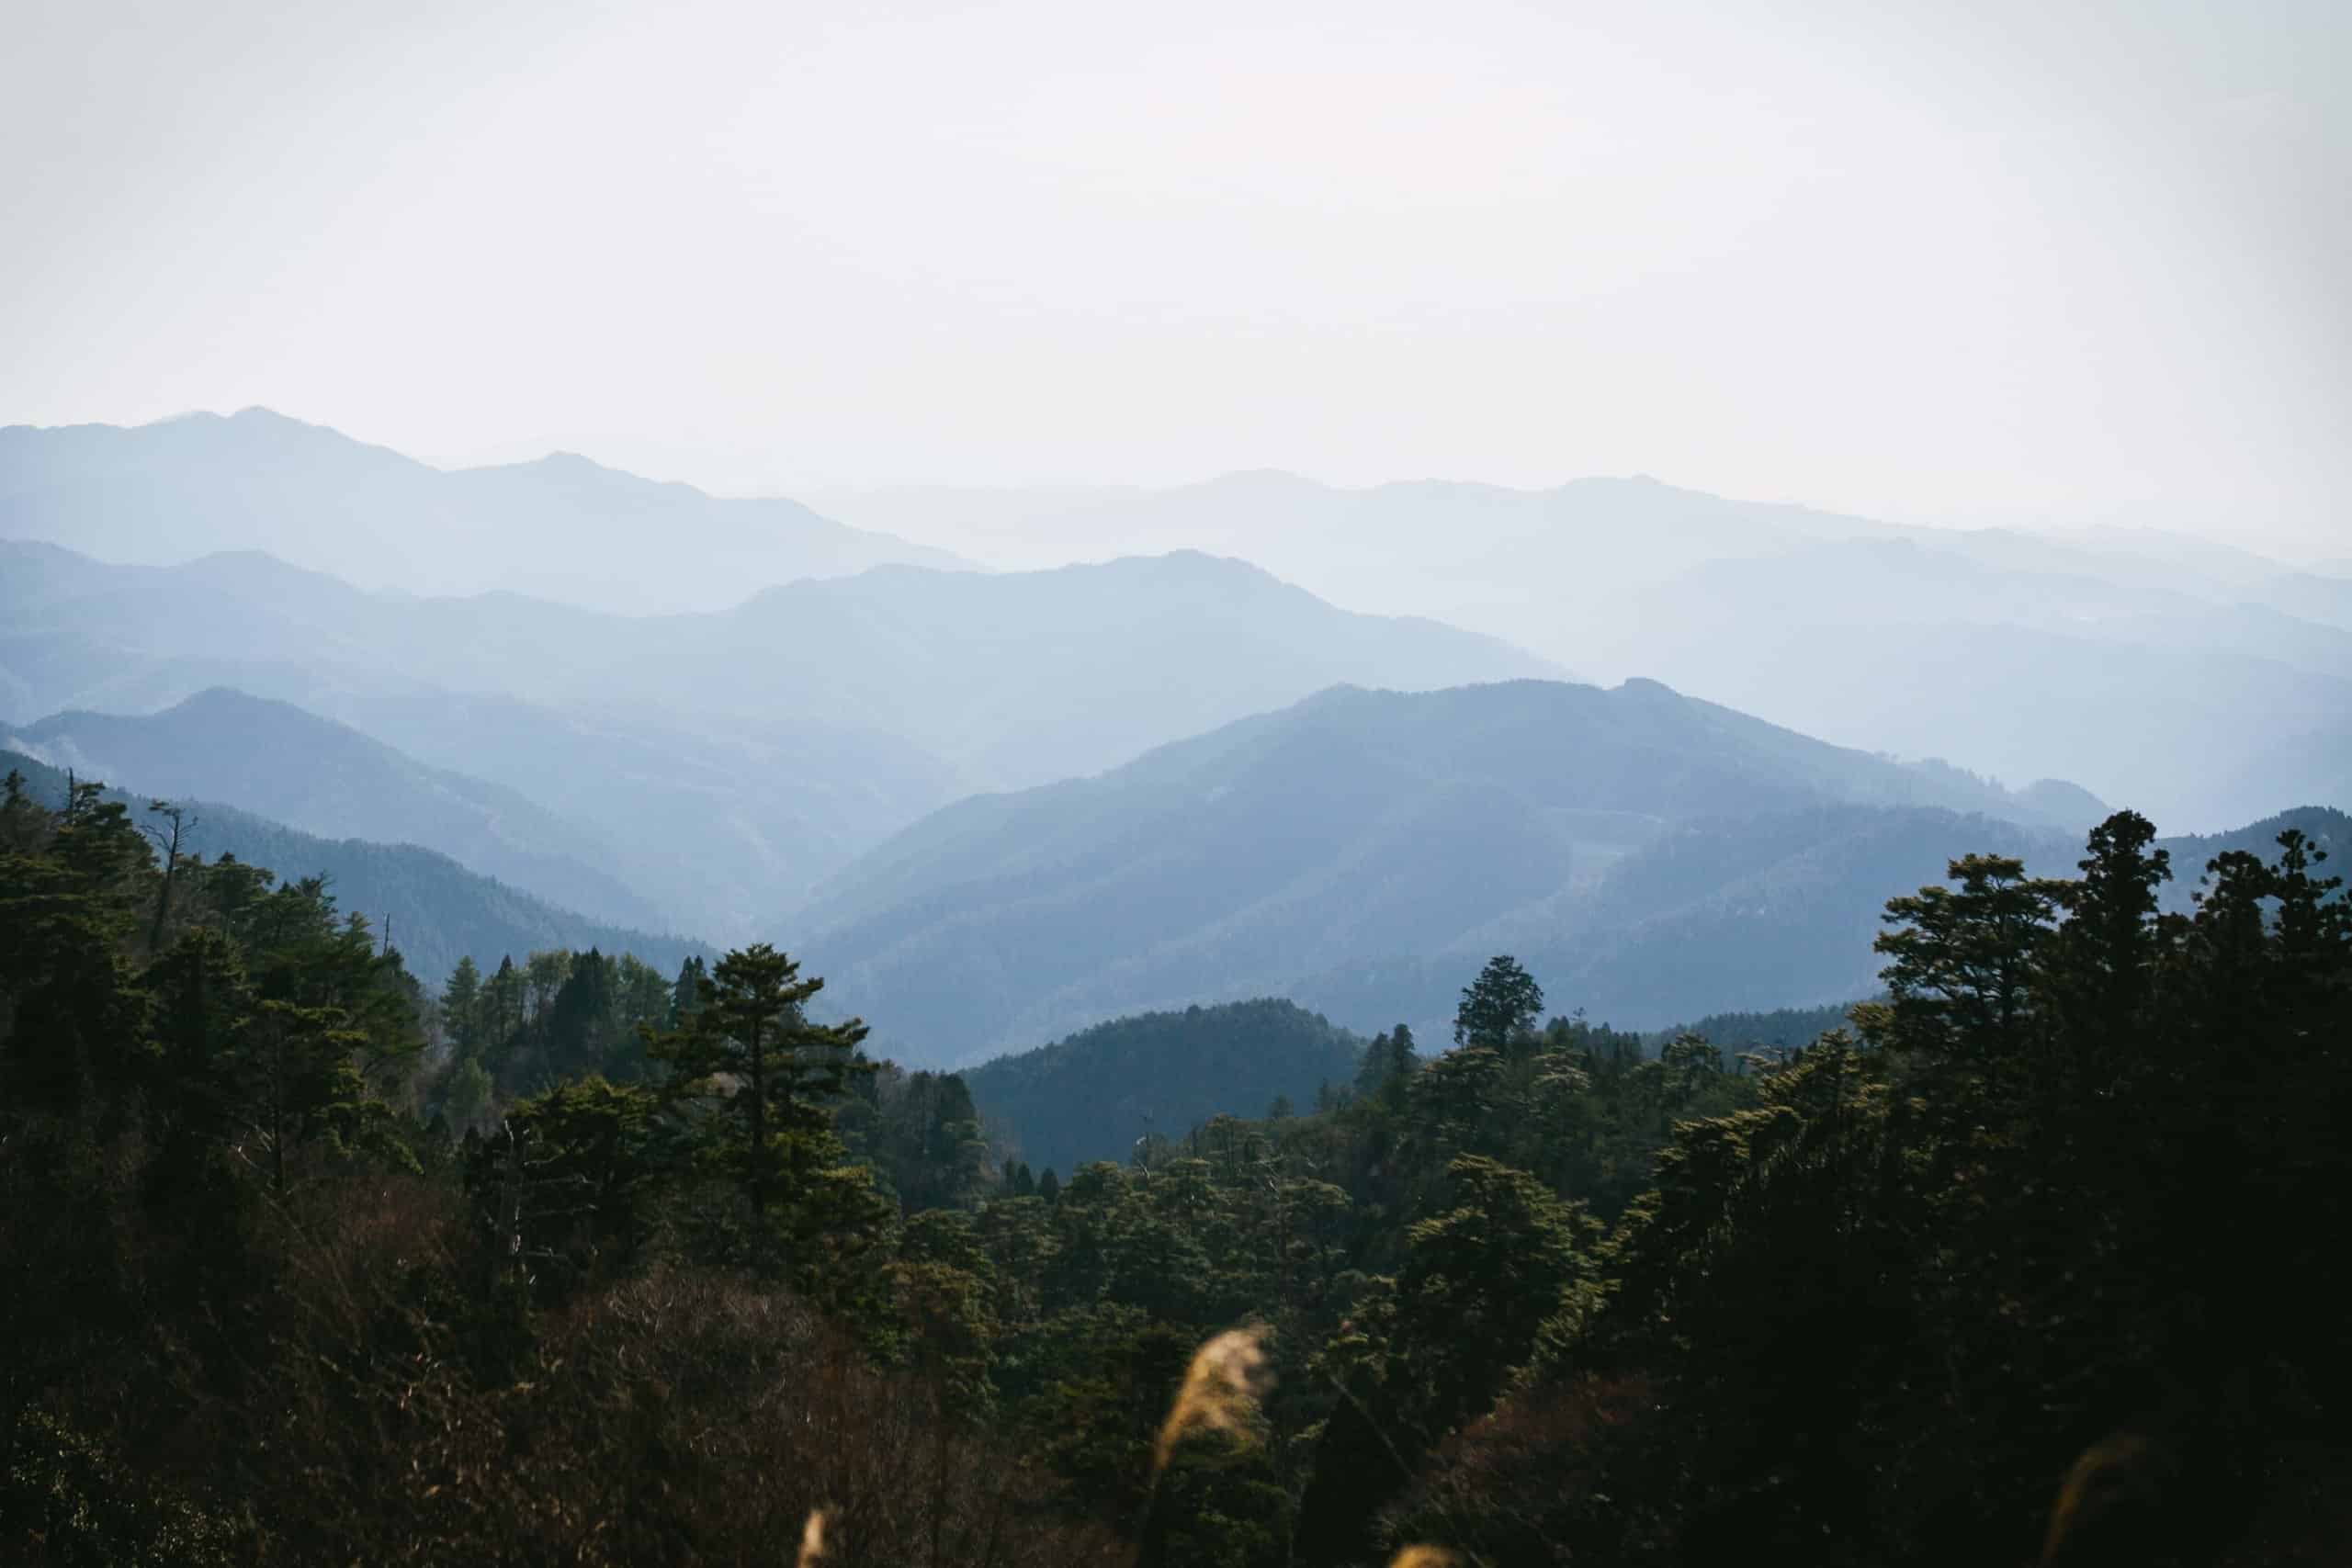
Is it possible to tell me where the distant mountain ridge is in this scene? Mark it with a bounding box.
[0,747,709,990]
[0,538,1560,795]
[813,471,2352,830]
[0,407,970,614]
[5,689,667,933]
[794,678,2110,1065]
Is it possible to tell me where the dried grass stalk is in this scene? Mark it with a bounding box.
[795,1506,828,1568]
[1152,1326,1272,1472]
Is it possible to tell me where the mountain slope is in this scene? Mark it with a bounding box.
[1,748,709,989]
[5,690,665,931]
[963,999,1364,1175]
[2146,806,2351,915]
[1286,804,2352,1042]
[794,679,2103,1063]
[0,408,967,613]
[961,806,2351,1170]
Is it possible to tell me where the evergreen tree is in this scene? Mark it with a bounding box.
[544,946,616,1079]
[239,998,372,1193]
[672,954,707,1020]
[646,943,882,1273]
[485,954,524,1054]
[1354,1021,1420,1111]
[442,954,484,1059]
[1454,955,1544,1054]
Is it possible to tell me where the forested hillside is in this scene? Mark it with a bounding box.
[963,998,1366,1173]
[798,681,2099,1060]
[5,784,2344,1563]
[0,748,706,988]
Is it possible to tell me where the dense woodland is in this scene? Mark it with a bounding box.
[3,765,2347,1563]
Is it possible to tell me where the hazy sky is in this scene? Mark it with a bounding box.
[6,0,2346,553]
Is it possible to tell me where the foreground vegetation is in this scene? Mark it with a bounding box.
[2,767,2346,1563]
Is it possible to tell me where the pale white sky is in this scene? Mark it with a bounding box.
[6,0,2346,554]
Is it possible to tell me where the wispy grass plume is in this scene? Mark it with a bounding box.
[1153,1325,1272,1472]
[795,1506,827,1568]
[2041,1428,2174,1565]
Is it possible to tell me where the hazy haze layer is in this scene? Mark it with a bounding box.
[6,0,2346,554]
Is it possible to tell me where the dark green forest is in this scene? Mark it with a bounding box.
[3,766,2347,1564]
[963,998,1367,1174]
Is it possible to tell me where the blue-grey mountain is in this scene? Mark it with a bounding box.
[792,678,2111,1065]
[0,408,968,614]
[5,690,663,932]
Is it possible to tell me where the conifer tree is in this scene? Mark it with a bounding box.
[672,954,707,1020]
[441,954,484,1059]
[1454,956,1544,1054]
[647,943,874,1224]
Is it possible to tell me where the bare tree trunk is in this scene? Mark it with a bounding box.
[144,802,191,952]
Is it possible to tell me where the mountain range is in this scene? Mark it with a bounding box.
[7,410,2340,1045]
[1,538,1555,933]
[5,690,664,931]
[0,408,967,613]
[16,412,2344,829]
[817,471,2352,830]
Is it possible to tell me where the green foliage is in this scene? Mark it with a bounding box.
[1453,953,1544,1053]
[645,942,891,1300]
[1393,811,2352,1565]
[1353,1021,1419,1110]
[5,772,2346,1566]
[965,998,1365,1174]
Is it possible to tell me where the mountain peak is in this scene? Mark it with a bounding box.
[227,405,309,428]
